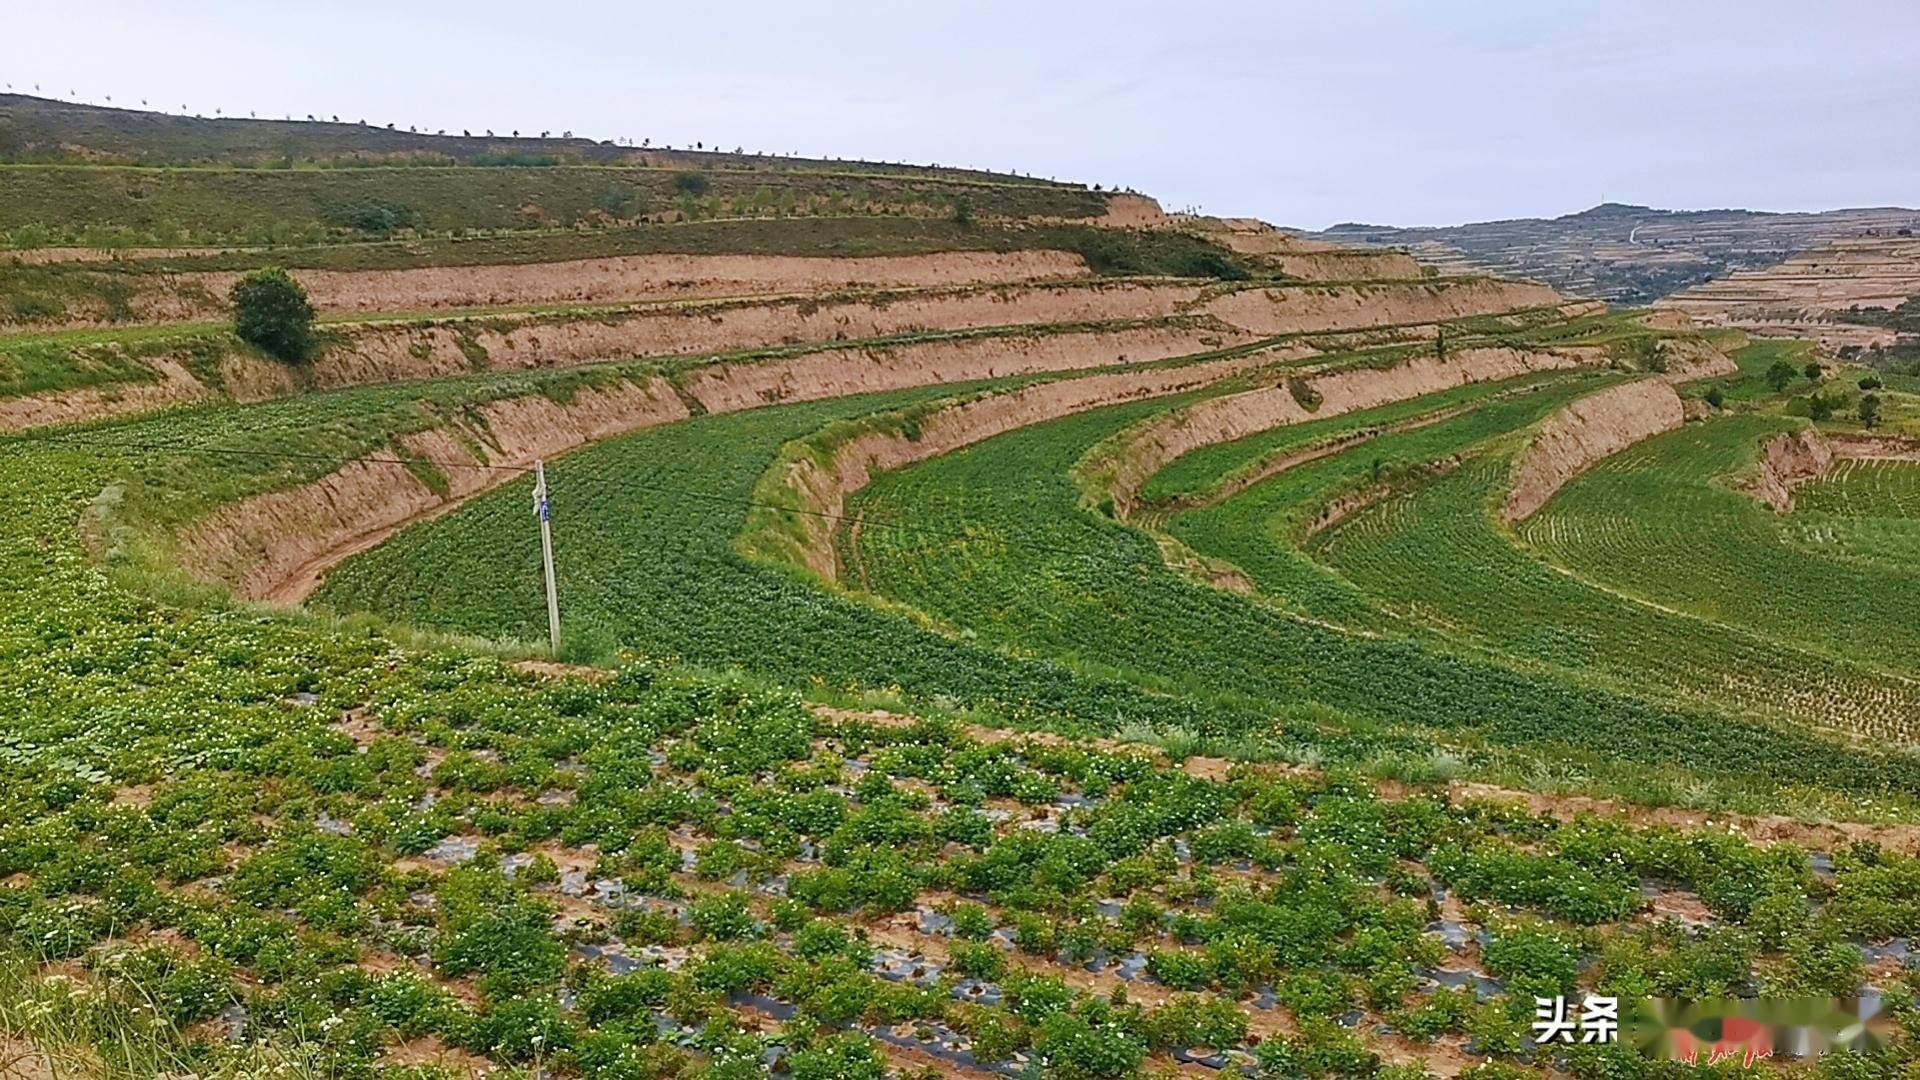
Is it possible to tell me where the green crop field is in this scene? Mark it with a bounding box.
[1518,418,1920,689]
[10,378,1920,1077]
[7,98,1920,1079]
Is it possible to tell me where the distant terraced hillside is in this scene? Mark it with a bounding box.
[1658,234,1920,352]
[1311,202,1920,305]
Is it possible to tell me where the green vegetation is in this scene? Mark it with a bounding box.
[10,99,1920,1077]
[1162,373,1609,630]
[1521,417,1920,701]
[838,395,1920,807]
[228,267,315,362]
[4,420,1920,1075]
[0,164,1110,248]
[0,92,1081,188]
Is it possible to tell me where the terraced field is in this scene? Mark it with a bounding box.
[1520,419,1920,683]
[7,98,1920,1079]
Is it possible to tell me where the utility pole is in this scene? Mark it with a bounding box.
[532,460,561,655]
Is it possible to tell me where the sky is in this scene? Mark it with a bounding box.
[8,0,1917,229]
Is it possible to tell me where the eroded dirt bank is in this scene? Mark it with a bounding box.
[0,285,1215,432]
[0,357,216,430]
[675,323,1250,414]
[180,379,693,602]
[294,282,1210,396]
[758,348,1314,580]
[0,276,1552,432]
[1748,428,1920,512]
[1095,346,1588,515]
[10,250,1097,332]
[1502,379,1685,521]
[179,323,1258,602]
[1200,278,1561,335]
[1500,341,1735,521]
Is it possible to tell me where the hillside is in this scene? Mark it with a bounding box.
[1657,234,1920,355]
[0,93,1071,183]
[4,102,1920,1079]
[1315,202,1920,305]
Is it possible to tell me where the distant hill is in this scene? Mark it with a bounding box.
[0,94,1126,249]
[1311,202,1920,304]
[0,93,1072,187]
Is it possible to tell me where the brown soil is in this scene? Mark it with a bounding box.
[0,357,213,430]
[1503,378,1686,521]
[1201,279,1561,335]
[0,277,1552,434]
[6,251,1096,333]
[769,346,1309,579]
[1100,346,1587,515]
[379,1035,497,1076]
[1264,250,1425,281]
[380,247,1079,312]
[0,1038,57,1080]
[1658,337,1740,383]
[677,323,1249,414]
[293,282,1208,398]
[1657,236,1920,350]
[1750,429,1835,512]
[0,283,1212,433]
[1090,193,1171,227]
[1438,781,1920,855]
[2,245,243,266]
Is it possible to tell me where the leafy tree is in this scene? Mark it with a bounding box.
[1804,361,1825,382]
[1859,373,1883,390]
[1766,360,1799,392]
[1860,393,1883,428]
[229,267,315,362]
[1808,392,1838,422]
[1704,387,1725,409]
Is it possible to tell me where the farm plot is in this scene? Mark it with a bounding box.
[1791,458,1920,571]
[7,423,1917,1077]
[1133,369,1588,511]
[838,397,1920,808]
[1159,371,1609,629]
[306,382,1302,743]
[1308,456,1920,745]
[1518,416,1920,697]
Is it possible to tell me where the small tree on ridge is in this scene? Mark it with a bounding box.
[230,267,316,362]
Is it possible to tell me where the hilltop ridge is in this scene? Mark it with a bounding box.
[0,92,1076,186]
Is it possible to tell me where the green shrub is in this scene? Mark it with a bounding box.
[229,266,316,362]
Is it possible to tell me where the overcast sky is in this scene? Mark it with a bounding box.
[10,1,1917,228]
